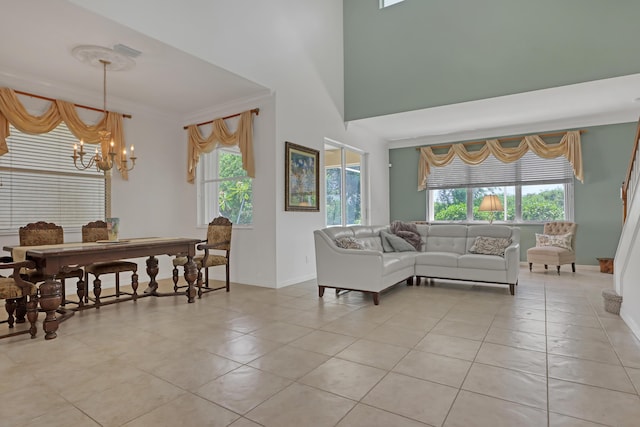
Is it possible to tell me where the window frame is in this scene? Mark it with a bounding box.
[324,140,368,227]
[197,145,253,228]
[427,182,574,224]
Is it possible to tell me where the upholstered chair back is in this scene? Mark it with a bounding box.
[82,220,109,243]
[19,221,63,246]
[543,221,577,250]
[206,216,233,251]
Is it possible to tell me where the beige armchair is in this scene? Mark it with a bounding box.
[527,221,577,275]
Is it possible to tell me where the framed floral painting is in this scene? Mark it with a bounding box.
[285,141,319,211]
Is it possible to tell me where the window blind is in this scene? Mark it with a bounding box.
[426,151,574,190]
[0,124,105,231]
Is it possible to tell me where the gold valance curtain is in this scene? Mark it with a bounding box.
[186,110,255,183]
[0,87,129,179]
[418,130,583,191]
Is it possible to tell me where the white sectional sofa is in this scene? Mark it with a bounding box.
[314,224,520,305]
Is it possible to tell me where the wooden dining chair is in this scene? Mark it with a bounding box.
[18,221,84,306]
[0,260,39,339]
[172,216,232,298]
[82,220,138,307]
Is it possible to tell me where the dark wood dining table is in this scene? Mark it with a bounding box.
[5,237,201,340]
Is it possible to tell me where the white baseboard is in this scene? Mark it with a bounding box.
[620,306,640,342]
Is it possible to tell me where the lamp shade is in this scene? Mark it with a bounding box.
[479,194,503,212]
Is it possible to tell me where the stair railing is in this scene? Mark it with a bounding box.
[622,118,640,223]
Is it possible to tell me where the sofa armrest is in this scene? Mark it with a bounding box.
[504,242,520,284]
[314,230,385,290]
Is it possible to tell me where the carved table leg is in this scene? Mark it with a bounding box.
[93,277,102,309]
[131,272,139,301]
[76,278,85,309]
[183,256,198,303]
[27,295,38,338]
[143,256,159,294]
[39,278,62,340]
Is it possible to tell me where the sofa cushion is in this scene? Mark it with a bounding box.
[414,252,458,268]
[381,231,416,252]
[335,237,364,250]
[324,227,355,241]
[425,225,468,254]
[458,254,506,270]
[535,233,573,251]
[469,236,512,257]
[357,236,384,251]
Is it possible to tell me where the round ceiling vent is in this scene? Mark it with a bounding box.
[72,45,135,71]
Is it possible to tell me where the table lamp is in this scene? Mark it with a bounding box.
[479,194,503,224]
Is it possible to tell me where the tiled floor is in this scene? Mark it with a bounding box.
[2,266,640,426]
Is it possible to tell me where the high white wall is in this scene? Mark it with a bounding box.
[70,0,391,287]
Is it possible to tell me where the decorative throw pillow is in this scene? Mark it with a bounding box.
[334,236,364,250]
[380,230,417,252]
[469,236,512,257]
[535,233,573,251]
[380,231,395,252]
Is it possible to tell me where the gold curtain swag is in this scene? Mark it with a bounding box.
[0,87,130,179]
[186,110,255,183]
[417,131,583,191]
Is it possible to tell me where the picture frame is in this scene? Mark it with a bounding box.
[285,141,320,211]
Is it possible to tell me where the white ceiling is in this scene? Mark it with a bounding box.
[2,0,639,143]
[0,0,270,118]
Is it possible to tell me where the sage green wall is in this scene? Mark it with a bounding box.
[389,122,637,265]
[344,0,640,121]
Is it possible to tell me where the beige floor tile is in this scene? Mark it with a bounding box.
[444,390,547,427]
[248,345,329,379]
[228,417,264,427]
[363,323,427,348]
[548,412,610,426]
[383,312,441,332]
[547,336,620,365]
[247,383,356,427]
[362,372,458,426]
[546,322,609,343]
[430,319,490,341]
[149,350,241,391]
[336,338,409,370]
[613,342,640,369]
[21,404,101,427]
[547,311,601,328]
[336,403,429,427]
[442,309,495,326]
[249,321,314,343]
[208,334,281,363]
[462,363,547,409]
[414,332,481,360]
[485,326,547,352]
[320,317,382,337]
[491,315,547,334]
[195,365,292,414]
[496,306,546,321]
[300,358,386,400]
[122,393,239,427]
[288,330,357,355]
[548,354,636,393]
[0,384,79,427]
[625,366,640,394]
[475,342,547,376]
[73,374,185,427]
[547,301,595,316]
[393,350,471,387]
[549,378,640,427]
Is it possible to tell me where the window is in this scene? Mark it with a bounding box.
[325,142,367,226]
[380,0,405,8]
[427,151,574,223]
[0,123,106,233]
[198,146,252,226]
